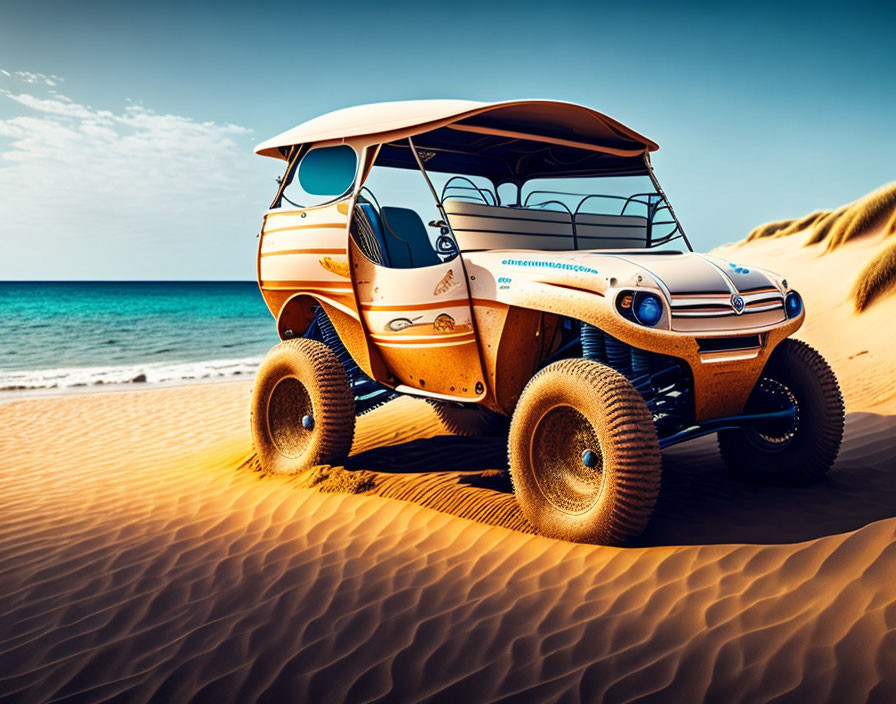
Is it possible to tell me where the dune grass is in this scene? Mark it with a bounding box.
[747,183,896,248]
[776,211,829,240]
[853,240,896,312]
[745,182,896,311]
[804,204,851,245]
[746,218,801,242]
[822,183,896,251]
[746,210,833,243]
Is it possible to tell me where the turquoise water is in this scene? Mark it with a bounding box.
[0,282,280,390]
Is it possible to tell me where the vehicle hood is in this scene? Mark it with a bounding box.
[595,251,782,296]
[467,250,783,298]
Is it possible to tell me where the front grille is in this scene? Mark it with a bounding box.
[697,335,762,353]
[669,288,785,332]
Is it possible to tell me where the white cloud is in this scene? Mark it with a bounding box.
[1,70,62,87]
[0,76,273,279]
[2,91,96,119]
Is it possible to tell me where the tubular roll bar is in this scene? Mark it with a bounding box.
[516,155,693,251]
[520,190,688,251]
[523,198,578,248]
[440,176,497,206]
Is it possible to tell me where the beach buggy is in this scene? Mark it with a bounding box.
[249,100,844,545]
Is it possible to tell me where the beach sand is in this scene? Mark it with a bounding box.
[2,232,896,702]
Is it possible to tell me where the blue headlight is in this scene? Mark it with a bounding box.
[634,293,663,327]
[785,290,803,319]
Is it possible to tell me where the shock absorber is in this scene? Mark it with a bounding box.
[580,323,606,362]
[310,305,396,415]
[604,335,632,375]
[582,322,639,377]
[631,349,651,377]
[312,307,360,383]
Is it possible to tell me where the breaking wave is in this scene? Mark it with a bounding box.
[0,357,263,392]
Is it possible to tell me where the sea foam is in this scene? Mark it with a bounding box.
[0,357,263,391]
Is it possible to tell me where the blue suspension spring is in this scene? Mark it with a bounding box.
[631,349,651,377]
[580,323,606,361]
[308,306,396,414]
[312,307,360,383]
[581,323,634,376]
[604,336,632,375]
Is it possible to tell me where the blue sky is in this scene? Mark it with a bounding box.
[1,0,894,279]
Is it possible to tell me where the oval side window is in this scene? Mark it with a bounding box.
[297,145,357,197]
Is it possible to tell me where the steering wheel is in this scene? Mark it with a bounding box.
[435,234,459,259]
[428,219,460,259]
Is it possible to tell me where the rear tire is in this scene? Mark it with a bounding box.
[250,338,355,474]
[508,359,661,545]
[718,339,844,485]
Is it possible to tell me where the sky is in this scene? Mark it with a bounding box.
[1,0,894,280]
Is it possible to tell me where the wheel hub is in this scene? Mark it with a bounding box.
[530,405,603,514]
[267,376,314,459]
[747,377,800,450]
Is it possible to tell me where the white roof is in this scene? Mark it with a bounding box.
[254,99,657,159]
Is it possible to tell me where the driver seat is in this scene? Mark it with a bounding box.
[381,207,442,268]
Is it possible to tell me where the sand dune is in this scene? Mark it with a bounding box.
[3,213,896,701]
[743,182,896,311]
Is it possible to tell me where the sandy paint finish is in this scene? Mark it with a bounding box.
[257,199,360,326]
[351,245,485,399]
[462,249,801,419]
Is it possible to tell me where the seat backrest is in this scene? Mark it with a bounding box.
[444,201,574,251]
[574,213,649,249]
[381,206,442,268]
[353,201,390,266]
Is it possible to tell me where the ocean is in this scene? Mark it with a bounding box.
[0,282,280,392]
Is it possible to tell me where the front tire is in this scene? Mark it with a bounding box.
[508,359,661,545]
[718,339,844,485]
[250,338,355,474]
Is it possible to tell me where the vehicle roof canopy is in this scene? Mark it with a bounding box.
[255,100,659,183]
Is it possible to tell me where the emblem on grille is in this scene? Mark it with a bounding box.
[731,294,745,314]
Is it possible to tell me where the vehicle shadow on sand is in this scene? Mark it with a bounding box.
[346,412,896,546]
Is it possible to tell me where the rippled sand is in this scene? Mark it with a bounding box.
[1,377,895,702]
